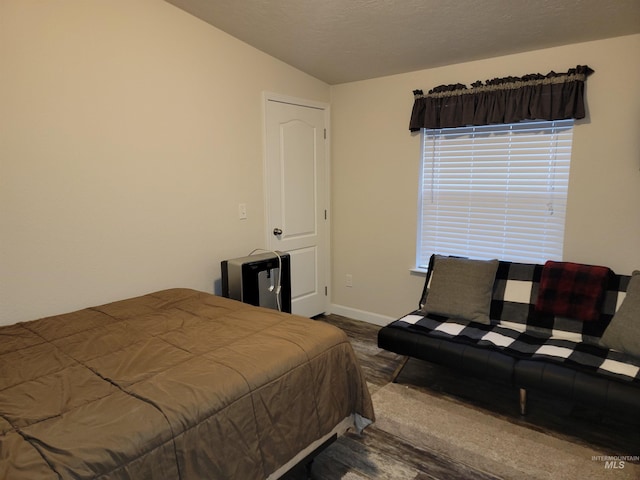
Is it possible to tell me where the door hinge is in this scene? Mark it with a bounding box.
[324,128,327,139]
[324,209,327,220]
[325,286,328,296]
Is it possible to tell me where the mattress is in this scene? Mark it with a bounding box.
[0,288,374,479]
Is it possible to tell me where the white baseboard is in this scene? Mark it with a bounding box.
[328,304,395,327]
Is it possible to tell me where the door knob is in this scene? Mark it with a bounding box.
[273,228,283,236]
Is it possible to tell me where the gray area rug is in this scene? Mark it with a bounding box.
[371,383,638,479]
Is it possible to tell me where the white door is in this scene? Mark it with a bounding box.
[264,95,328,317]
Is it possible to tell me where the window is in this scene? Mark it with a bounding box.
[417,120,573,269]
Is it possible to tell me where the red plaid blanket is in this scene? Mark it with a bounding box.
[535,261,610,322]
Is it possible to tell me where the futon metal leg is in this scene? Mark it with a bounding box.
[390,356,410,383]
[519,388,527,415]
[305,459,313,479]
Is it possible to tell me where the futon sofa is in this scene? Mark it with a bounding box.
[378,255,640,418]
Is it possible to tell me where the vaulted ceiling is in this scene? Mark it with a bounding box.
[165,0,640,85]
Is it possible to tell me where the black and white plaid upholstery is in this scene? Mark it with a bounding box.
[490,261,629,343]
[395,259,639,384]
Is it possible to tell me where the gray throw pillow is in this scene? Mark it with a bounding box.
[600,270,640,357]
[424,255,499,324]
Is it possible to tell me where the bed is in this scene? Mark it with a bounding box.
[0,288,374,479]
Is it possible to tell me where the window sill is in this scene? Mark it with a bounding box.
[410,267,428,275]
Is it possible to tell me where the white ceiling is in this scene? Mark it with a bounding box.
[165,0,640,85]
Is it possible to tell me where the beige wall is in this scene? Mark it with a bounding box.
[3,3,638,327]
[0,0,330,325]
[330,34,640,323]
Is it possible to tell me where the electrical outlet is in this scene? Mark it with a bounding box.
[346,274,353,287]
[238,203,247,220]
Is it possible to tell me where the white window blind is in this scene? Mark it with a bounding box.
[417,119,573,268]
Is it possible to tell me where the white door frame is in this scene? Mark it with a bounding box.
[262,92,331,314]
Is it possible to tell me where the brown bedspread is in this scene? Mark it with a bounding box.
[0,289,374,479]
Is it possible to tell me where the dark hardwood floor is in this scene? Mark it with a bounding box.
[281,314,639,479]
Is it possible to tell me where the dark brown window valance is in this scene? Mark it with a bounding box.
[409,65,594,131]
